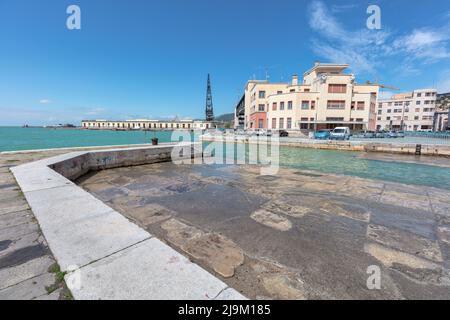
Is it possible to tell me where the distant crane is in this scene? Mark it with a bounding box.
[205,74,214,121]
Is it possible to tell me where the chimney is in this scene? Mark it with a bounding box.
[292,74,298,86]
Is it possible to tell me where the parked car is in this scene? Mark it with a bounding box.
[386,131,398,138]
[362,130,376,138]
[375,130,387,138]
[397,131,405,138]
[314,129,331,140]
[330,127,351,140]
[279,130,289,137]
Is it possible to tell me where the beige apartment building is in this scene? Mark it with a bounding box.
[235,63,379,131]
[376,89,437,131]
[81,119,213,130]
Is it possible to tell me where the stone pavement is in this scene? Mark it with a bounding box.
[0,145,154,300]
[0,159,66,299]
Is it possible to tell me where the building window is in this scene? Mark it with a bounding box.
[357,102,365,110]
[258,104,265,111]
[258,119,264,128]
[288,101,293,110]
[277,91,282,94]
[326,117,344,121]
[279,118,284,129]
[272,102,277,111]
[378,110,382,115]
[386,117,391,120]
[417,93,422,97]
[416,101,420,105]
[327,100,345,109]
[415,108,420,112]
[387,109,391,113]
[280,102,285,110]
[301,101,309,110]
[304,89,310,92]
[287,118,292,129]
[259,91,266,98]
[290,89,295,93]
[311,101,315,110]
[272,118,276,129]
[300,117,308,129]
[328,84,347,93]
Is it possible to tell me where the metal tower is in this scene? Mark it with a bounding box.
[205,74,214,121]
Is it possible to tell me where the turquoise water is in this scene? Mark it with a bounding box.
[1,127,449,189]
[0,127,176,152]
[279,146,450,190]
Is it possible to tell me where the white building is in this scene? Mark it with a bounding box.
[376,89,437,131]
[81,119,214,130]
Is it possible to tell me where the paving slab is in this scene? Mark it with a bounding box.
[0,231,42,259]
[0,222,40,242]
[0,210,34,230]
[66,238,230,300]
[22,195,151,271]
[0,255,54,290]
[11,166,73,192]
[0,272,55,300]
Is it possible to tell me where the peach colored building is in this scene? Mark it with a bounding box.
[235,63,379,131]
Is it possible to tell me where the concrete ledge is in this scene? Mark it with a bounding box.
[202,135,450,156]
[66,238,246,300]
[10,143,246,300]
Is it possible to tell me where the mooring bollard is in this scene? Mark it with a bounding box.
[415,144,421,155]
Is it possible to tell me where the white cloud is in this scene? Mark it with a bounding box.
[393,28,450,62]
[308,1,391,74]
[308,1,450,76]
[39,99,51,104]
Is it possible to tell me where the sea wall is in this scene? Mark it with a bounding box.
[201,135,450,157]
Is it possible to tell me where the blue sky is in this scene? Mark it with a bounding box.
[0,0,450,125]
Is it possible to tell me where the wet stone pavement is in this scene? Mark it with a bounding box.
[78,162,450,300]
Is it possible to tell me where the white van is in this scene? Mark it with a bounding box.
[330,127,351,140]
